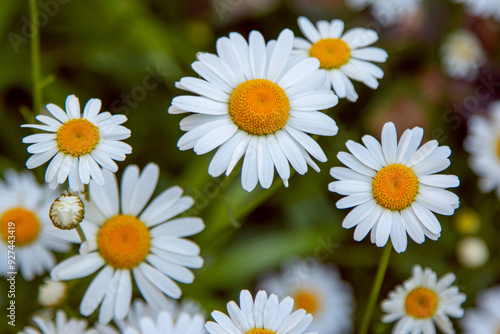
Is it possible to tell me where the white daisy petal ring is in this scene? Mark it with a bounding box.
[329,122,460,253]
[170,29,339,192]
[50,163,204,324]
[22,94,132,191]
[293,17,388,102]
[205,289,317,334]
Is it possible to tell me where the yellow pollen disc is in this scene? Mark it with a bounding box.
[0,208,41,246]
[229,79,290,135]
[97,215,151,269]
[496,137,500,159]
[56,118,100,157]
[309,38,351,69]
[294,290,319,314]
[405,287,438,319]
[372,164,419,211]
[246,330,275,334]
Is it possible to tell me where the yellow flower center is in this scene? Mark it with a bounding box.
[229,79,290,135]
[309,38,351,69]
[372,164,419,211]
[97,215,151,269]
[496,137,500,159]
[294,290,319,314]
[56,118,100,157]
[246,330,275,334]
[405,287,438,319]
[0,207,41,247]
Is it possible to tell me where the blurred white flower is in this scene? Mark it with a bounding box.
[461,285,500,333]
[441,29,486,81]
[205,289,317,333]
[346,0,423,26]
[0,169,75,281]
[19,309,96,334]
[38,277,67,307]
[457,236,489,268]
[382,265,466,334]
[453,0,500,21]
[464,101,500,197]
[258,259,354,333]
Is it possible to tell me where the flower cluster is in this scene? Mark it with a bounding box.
[11,3,500,333]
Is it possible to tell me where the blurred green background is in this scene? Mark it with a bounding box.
[1,0,500,333]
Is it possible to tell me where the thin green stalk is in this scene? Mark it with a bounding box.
[359,243,392,334]
[29,0,43,115]
[75,224,86,243]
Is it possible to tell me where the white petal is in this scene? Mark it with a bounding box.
[46,103,69,123]
[257,136,275,189]
[297,16,321,43]
[351,47,388,62]
[241,136,259,191]
[381,122,398,164]
[66,95,81,119]
[267,29,294,82]
[125,163,159,216]
[287,111,338,136]
[249,30,267,79]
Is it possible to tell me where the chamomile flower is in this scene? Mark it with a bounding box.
[346,0,423,26]
[293,17,388,102]
[117,299,206,334]
[453,0,500,21]
[50,163,205,324]
[0,169,74,281]
[440,29,486,81]
[205,289,317,334]
[381,265,466,334]
[258,259,354,333]
[328,122,460,253]
[19,309,96,334]
[22,94,132,191]
[464,101,500,197]
[461,285,500,333]
[170,29,339,192]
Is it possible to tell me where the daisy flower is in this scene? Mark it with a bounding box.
[328,122,460,253]
[346,0,423,26]
[169,29,339,191]
[116,299,206,334]
[440,29,486,81]
[464,101,500,197]
[50,163,205,324]
[461,285,500,333]
[205,289,317,334]
[381,265,466,334]
[293,17,388,102]
[22,94,132,191]
[0,169,74,281]
[453,0,500,21]
[258,259,354,333]
[19,309,96,334]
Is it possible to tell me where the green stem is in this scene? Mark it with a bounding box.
[359,243,392,334]
[75,224,86,243]
[29,0,43,115]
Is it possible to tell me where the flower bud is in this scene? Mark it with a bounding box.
[49,189,84,230]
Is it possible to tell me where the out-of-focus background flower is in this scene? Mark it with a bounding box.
[1,0,500,333]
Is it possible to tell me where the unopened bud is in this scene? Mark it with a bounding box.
[49,189,84,230]
[38,278,67,307]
